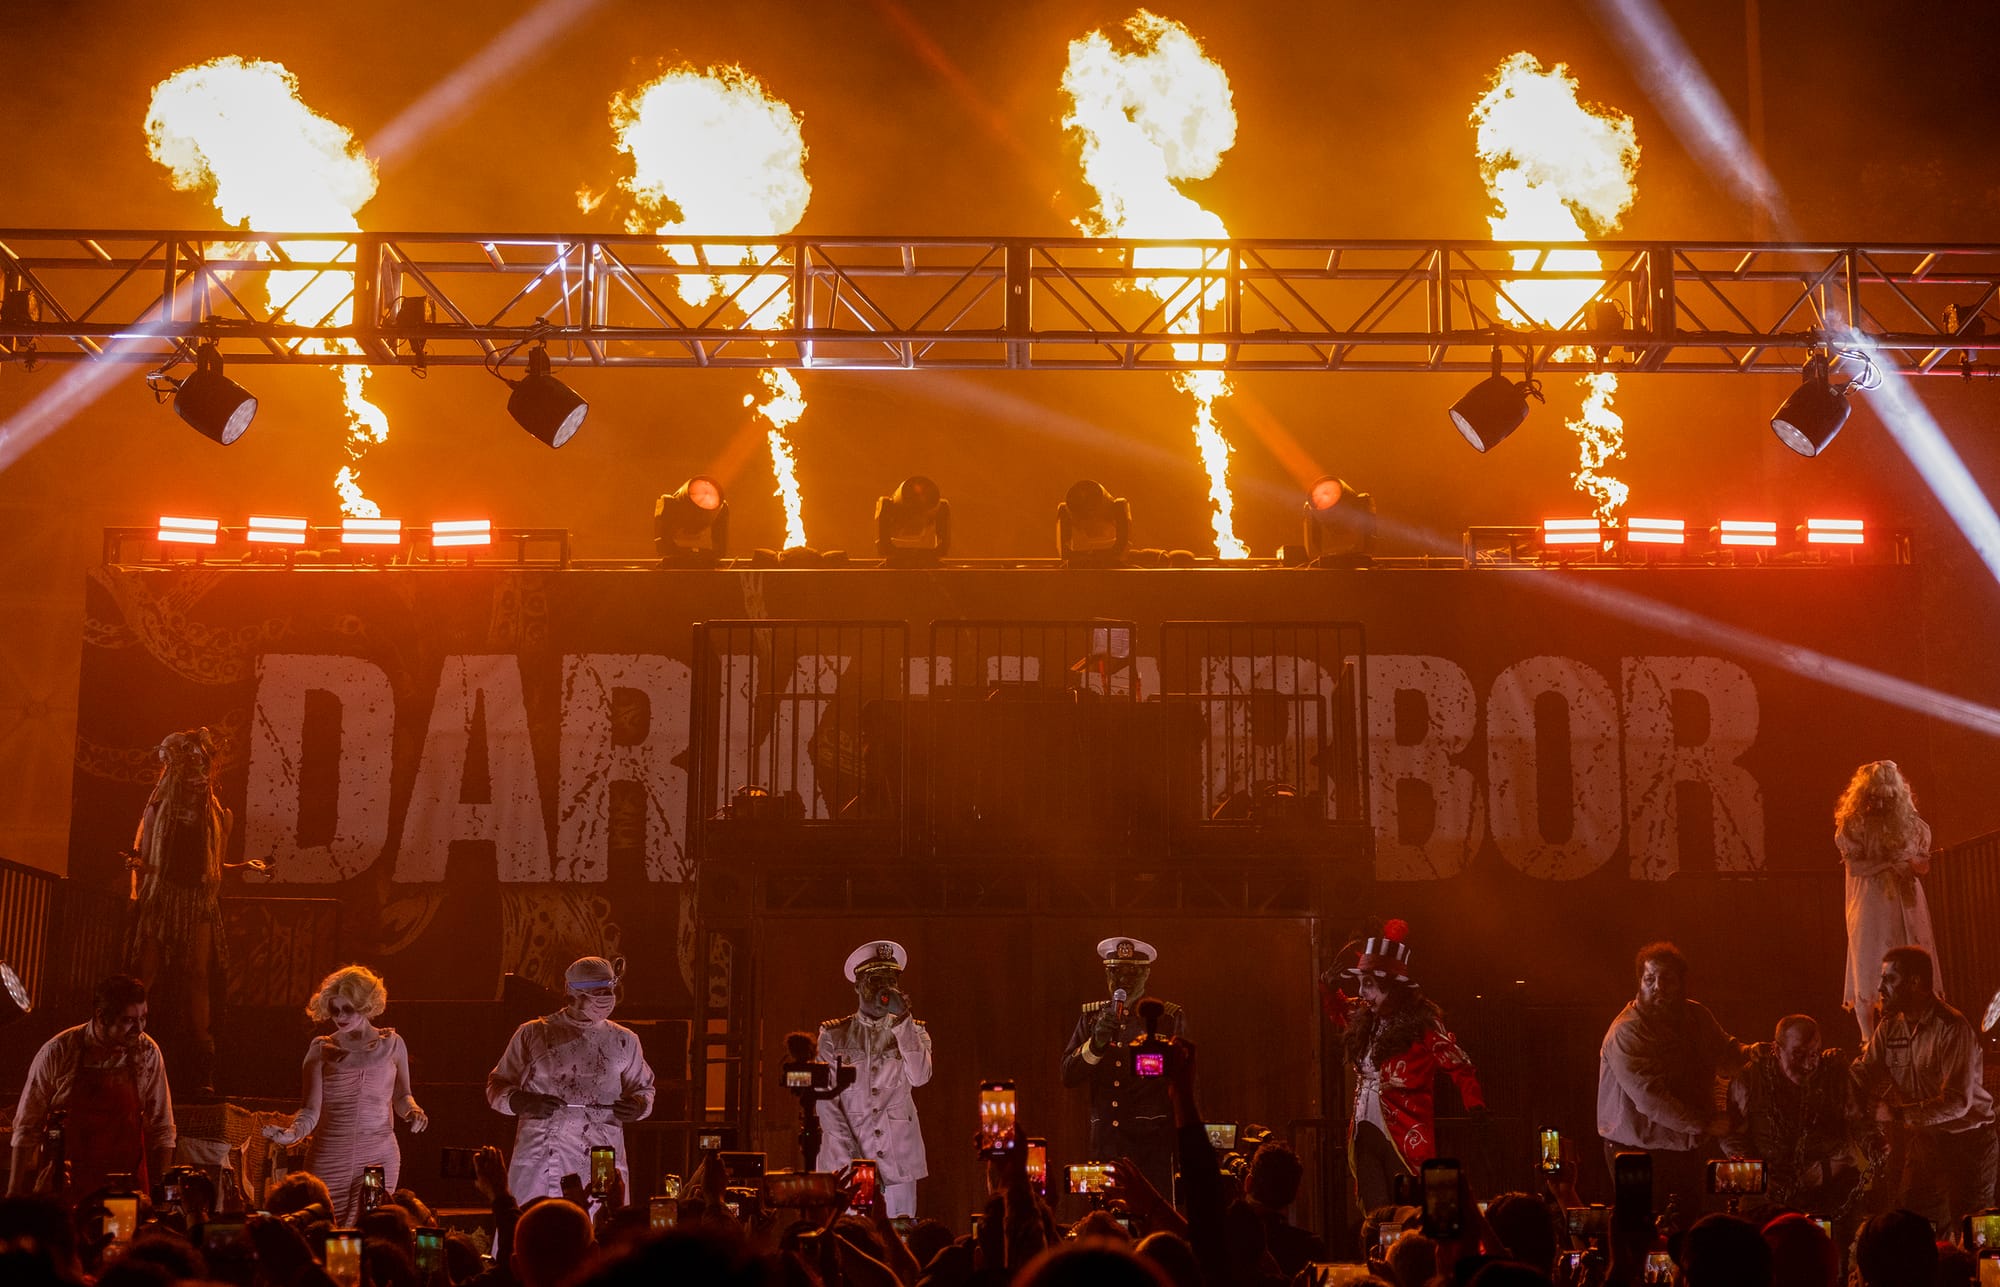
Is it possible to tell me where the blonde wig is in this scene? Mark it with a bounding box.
[307,964,388,1022]
[1835,760,1924,863]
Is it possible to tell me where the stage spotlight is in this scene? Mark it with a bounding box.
[1449,349,1543,452]
[1057,479,1131,567]
[391,295,433,374]
[170,341,259,445]
[498,340,587,448]
[655,476,729,565]
[0,962,30,1026]
[875,475,952,567]
[1,279,39,365]
[1302,475,1376,566]
[1770,351,1852,457]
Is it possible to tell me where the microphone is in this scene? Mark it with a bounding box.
[1112,987,1128,1018]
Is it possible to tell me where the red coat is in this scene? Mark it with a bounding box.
[1321,985,1486,1169]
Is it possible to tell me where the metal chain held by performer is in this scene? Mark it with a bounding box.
[1061,936,1185,1200]
[486,955,655,1202]
[1722,1013,1870,1219]
[1597,941,1752,1215]
[1317,918,1486,1214]
[260,964,429,1223]
[815,939,933,1218]
[8,973,177,1198]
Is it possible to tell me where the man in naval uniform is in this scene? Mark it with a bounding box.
[816,940,933,1218]
[1061,936,1186,1200]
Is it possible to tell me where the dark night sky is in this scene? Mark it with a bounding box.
[2,0,1998,867]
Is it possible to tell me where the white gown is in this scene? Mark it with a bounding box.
[1841,817,1937,1040]
[486,1010,656,1201]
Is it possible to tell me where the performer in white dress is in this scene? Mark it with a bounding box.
[1837,760,1939,1041]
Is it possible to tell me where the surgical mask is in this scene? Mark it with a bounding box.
[572,991,616,1022]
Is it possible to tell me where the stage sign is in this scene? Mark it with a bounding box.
[69,565,1931,1006]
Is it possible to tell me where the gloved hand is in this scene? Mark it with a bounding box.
[509,1091,563,1120]
[612,1094,648,1122]
[1091,1005,1121,1050]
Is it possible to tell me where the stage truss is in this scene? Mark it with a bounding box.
[3,231,1999,374]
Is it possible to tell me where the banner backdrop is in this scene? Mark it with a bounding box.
[68,564,1932,1009]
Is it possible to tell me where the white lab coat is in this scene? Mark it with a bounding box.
[815,1012,932,1185]
[486,1010,655,1201]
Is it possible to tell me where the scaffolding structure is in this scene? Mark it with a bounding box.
[4,231,2000,373]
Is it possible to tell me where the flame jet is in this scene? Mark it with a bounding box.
[1062,11,1248,560]
[596,65,813,548]
[146,56,394,515]
[1471,52,1641,525]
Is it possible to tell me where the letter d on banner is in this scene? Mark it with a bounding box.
[244,655,395,882]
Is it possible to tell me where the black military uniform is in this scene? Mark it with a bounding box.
[1061,936,1186,1200]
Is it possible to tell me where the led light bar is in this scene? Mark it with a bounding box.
[1715,520,1778,548]
[246,515,309,545]
[431,519,492,548]
[1540,518,1601,546]
[156,515,219,545]
[1625,517,1686,546]
[340,517,402,546]
[1804,517,1865,546]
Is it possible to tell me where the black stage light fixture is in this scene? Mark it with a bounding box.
[876,474,952,566]
[1057,479,1131,565]
[172,341,259,445]
[655,476,730,564]
[1449,348,1544,453]
[501,341,587,448]
[392,295,433,374]
[1303,475,1376,565]
[1770,351,1852,458]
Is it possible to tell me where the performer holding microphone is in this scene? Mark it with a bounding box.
[1062,936,1185,1199]
[817,941,933,1218]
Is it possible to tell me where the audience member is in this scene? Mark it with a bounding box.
[1760,1213,1839,1287]
[1467,1261,1554,1287]
[513,1198,594,1287]
[1386,1228,1442,1287]
[1012,1243,1171,1287]
[267,1171,335,1219]
[1726,1016,1863,1216]
[1938,1243,1978,1287]
[1136,1230,1204,1287]
[1854,1210,1938,1287]
[1680,1214,1774,1287]
[1482,1192,1559,1276]
[1235,1140,1326,1277]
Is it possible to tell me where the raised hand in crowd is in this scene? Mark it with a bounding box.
[1108,1153,1186,1239]
[472,1145,509,1205]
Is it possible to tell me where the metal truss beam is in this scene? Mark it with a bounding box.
[4,230,1999,374]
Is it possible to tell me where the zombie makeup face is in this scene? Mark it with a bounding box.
[1105,961,1150,1000]
[1775,1026,1822,1084]
[94,1001,148,1047]
[856,965,903,1019]
[1636,959,1685,1014]
[325,995,368,1035]
[1358,975,1391,1010]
